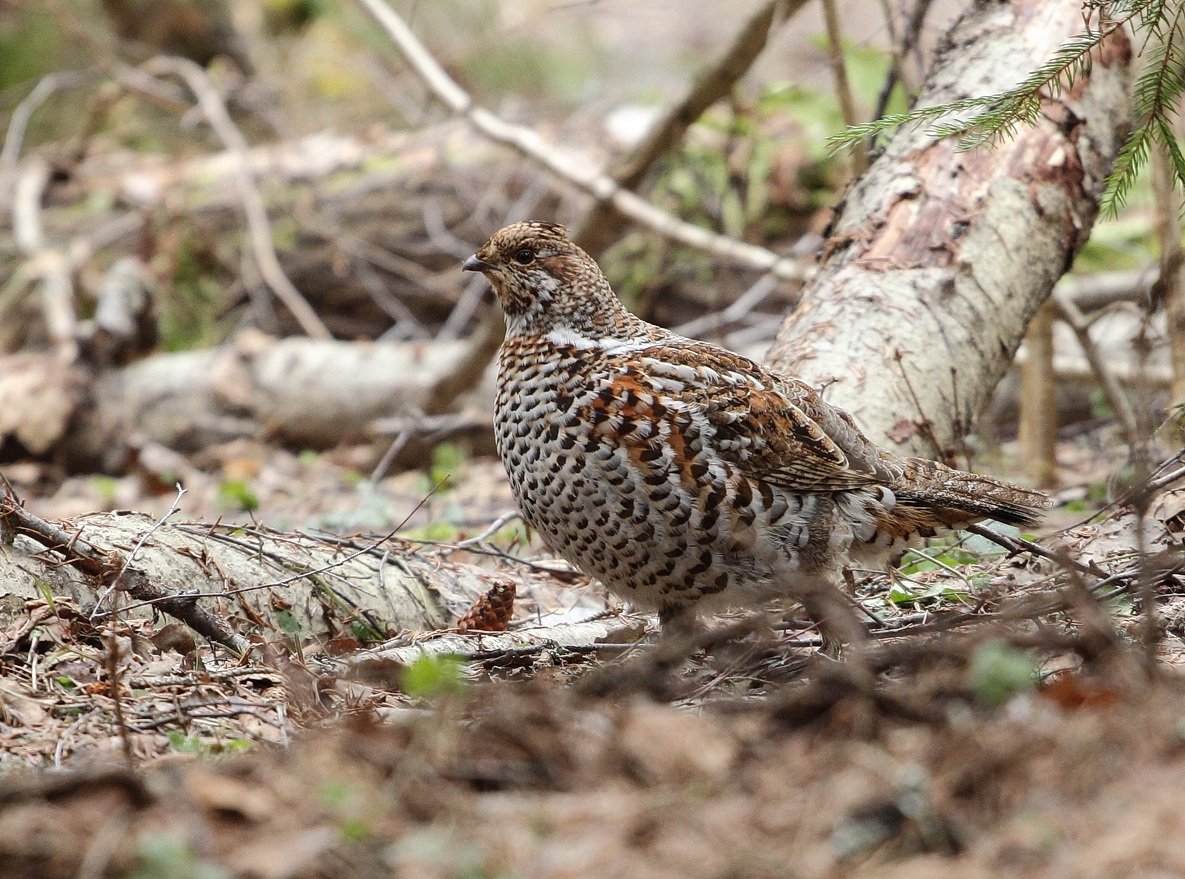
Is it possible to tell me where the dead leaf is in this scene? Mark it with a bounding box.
[226,827,338,879]
[887,419,916,444]
[186,769,275,822]
[0,354,88,454]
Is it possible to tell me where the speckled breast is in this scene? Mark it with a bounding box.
[493,340,819,613]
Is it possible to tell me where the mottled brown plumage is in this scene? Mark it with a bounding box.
[465,222,1050,648]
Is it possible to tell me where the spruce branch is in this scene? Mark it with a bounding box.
[831,0,1185,214]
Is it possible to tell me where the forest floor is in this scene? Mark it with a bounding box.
[1,0,1180,874]
[1,424,1184,878]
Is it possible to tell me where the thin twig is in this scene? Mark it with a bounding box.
[574,0,805,258]
[966,522,1106,580]
[820,0,868,174]
[410,0,807,416]
[673,274,780,338]
[1056,265,1159,311]
[871,0,934,124]
[1052,289,1140,444]
[91,484,188,617]
[892,348,949,462]
[140,56,331,340]
[104,624,137,770]
[1145,457,1185,495]
[100,477,449,616]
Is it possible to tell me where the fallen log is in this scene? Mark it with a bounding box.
[0,500,545,649]
[0,331,480,469]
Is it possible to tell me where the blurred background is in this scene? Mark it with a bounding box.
[0,0,1176,531]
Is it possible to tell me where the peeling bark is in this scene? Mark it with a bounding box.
[768,0,1132,458]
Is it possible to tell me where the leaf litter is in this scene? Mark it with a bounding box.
[0,437,1182,877]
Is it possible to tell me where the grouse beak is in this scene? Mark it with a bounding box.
[463,254,495,274]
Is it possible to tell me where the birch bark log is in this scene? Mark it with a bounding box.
[768,0,1132,460]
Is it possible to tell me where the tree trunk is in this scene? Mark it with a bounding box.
[1019,303,1058,486]
[768,0,1132,459]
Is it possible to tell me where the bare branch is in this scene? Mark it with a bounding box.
[821,0,868,174]
[1057,265,1157,311]
[0,494,249,654]
[1052,289,1141,444]
[575,0,806,258]
[395,0,807,418]
[92,483,188,617]
[140,56,332,340]
[0,70,95,211]
[12,159,79,360]
[355,0,809,283]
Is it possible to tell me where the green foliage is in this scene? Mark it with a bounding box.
[604,44,905,297]
[270,216,302,252]
[274,607,303,637]
[461,32,601,106]
[491,521,530,549]
[1072,209,1159,272]
[889,534,1002,607]
[1168,401,1185,426]
[887,578,968,607]
[319,780,373,840]
[218,479,260,512]
[32,576,56,608]
[829,0,1185,214]
[0,6,61,91]
[385,827,500,879]
[263,0,329,33]
[898,545,982,575]
[90,476,120,506]
[350,616,387,643]
[601,232,683,310]
[968,639,1039,707]
[401,653,466,699]
[319,778,356,808]
[1103,1,1185,213]
[402,521,463,542]
[419,442,466,494]
[159,232,227,352]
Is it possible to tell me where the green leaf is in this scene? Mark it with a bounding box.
[969,639,1038,707]
[401,653,466,699]
[218,479,259,512]
[274,608,302,636]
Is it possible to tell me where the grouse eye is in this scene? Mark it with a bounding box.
[513,247,536,265]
